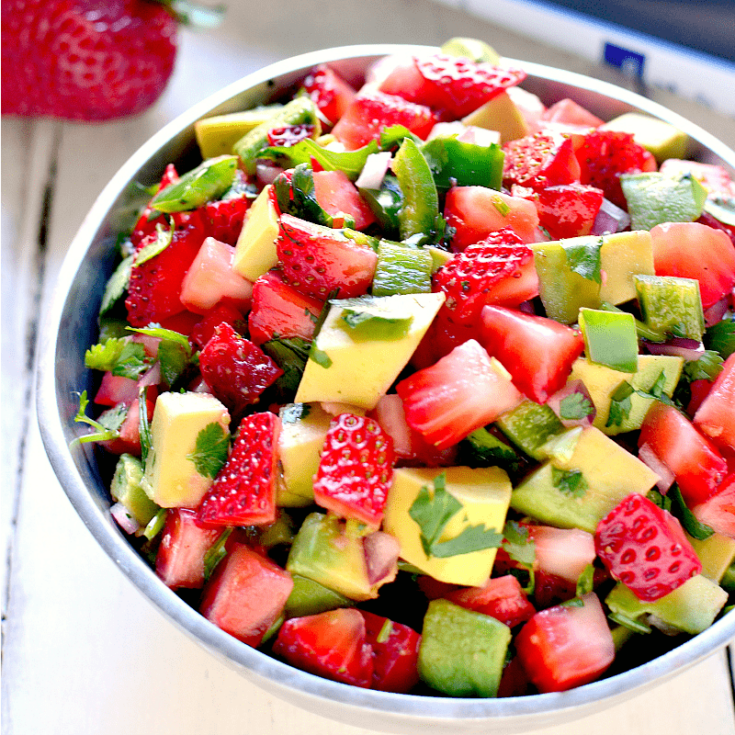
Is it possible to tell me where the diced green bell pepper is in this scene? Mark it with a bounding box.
[634,274,705,341]
[579,308,639,373]
[372,240,433,296]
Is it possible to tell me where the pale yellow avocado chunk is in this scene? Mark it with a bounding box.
[143,392,231,508]
[511,427,659,533]
[295,292,445,410]
[194,105,282,159]
[383,466,512,587]
[232,184,280,282]
[569,354,684,435]
[277,403,333,507]
[602,112,688,163]
[462,91,528,144]
[688,532,735,584]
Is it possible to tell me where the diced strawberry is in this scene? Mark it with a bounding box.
[94,371,139,407]
[659,159,734,196]
[303,64,356,126]
[266,123,316,148]
[503,131,581,191]
[125,215,205,327]
[189,303,246,351]
[155,508,222,590]
[381,54,526,119]
[532,571,578,609]
[693,353,735,454]
[541,98,603,128]
[595,493,701,602]
[360,611,421,693]
[444,186,540,249]
[687,378,715,417]
[515,593,614,693]
[201,544,293,647]
[416,575,461,600]
[650,222,735,309]
[199,170,252,245]
[444,575,536,629]
[198,412,281,527]
[313,170,376,230]
[432,230,536,325]
[517,182,604,240]
[312,413,395,528]
[277,213,378,299]
[479,305,584,403]
[692,473,735,539]
[528,525,596,585]
[497,656,530,698]
[100,390,156,456]
[575,129,657,209]
[248,269,323,346]
[199,323,283,415]
[410,308,476,370]
[180,237,253,315]
[273,608,374,688]
[639,402,728,506]
[396,339,524,449]
[130,163,179,248]
[331,90,436,150]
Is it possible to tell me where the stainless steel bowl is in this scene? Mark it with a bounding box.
[37,44,735,734]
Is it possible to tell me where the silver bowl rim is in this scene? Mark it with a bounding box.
[37,43,735,726]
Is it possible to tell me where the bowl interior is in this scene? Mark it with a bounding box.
[37,44,735,735]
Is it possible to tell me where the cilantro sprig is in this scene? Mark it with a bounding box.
[186,422,230,479]
[72,390,125,445]
[551,467,588,498]
[559,392,594,421]
[564,237,603,284]
[408,473,503,559]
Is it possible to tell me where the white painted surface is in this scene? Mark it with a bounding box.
[3,2,734,734]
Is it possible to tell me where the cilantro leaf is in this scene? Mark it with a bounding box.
[563,237,603,284]
[559,392,594,420]
[668,484,714,540]
[551,467,588,497]
[72,390,124,445]
[187,422,230,479]
[606,380,635,427]
[429,523,503,558]
[128,326,193,387]
[85,338,127,371]
[262,336,312,398]
[127,325,191,352]
[138,387,152,463]
[633,370,675,407]
[111,341,149,380]
[705,317,735,360]
[503,520,536,568]
[309,344,333,369]
[100,254,134,315]
[684,350,724,382]
[203,528,233,580]
[647,488,673,513]
[576,563,595,597]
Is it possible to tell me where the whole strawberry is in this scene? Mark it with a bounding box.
[1,0,178,121]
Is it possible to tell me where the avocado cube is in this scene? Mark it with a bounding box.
[511,427,659,532]
[602,112,689,163]
[232,184,280,282]
[532,231,654,324]
[194,105,283,159]
[634,275,705,341]
[569,355,683,435]
[579,308,638,373]
[284,574,353,618]
[277,403,333,507]
[418,599,511,697]
[295,292,445,410]
[142,392,231,508]
[110,453,160,526]
[689,533,735,584]
[383,466,512,587]
[605,575,727,635]
[462,91,528,144]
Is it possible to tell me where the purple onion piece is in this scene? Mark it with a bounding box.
[355,151,392,191]
[111,502,140,535]
[546,380,596,428]
[644,338,704,362]
[364,530,400,586]
[591,197,630,236]
[255,162,284,186]
[638,442,675,493]
[704,297,729,327]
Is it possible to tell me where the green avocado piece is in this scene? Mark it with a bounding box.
[495,400,564,461]
[418,599,510,697]
[634,274,705,341]
[284,574,353,618]
[602,112,689,163]
[621,172,708,231]
[110,453,160,526]
[688,532,735,584]
[605,575,727,635]
[440,37,501,64]
[194,105,283,159]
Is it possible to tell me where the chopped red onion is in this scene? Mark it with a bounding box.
[638,442,675,493]
[591,197,630,235]
[364,531,400,586]
[644,337,704,362]
[255,162,284,186]
[518,300,536,315]
[110,502,140,535]
[546,380,596,428]
[138,361,161,389]
[355,151,392,191]
[704,297,729,327]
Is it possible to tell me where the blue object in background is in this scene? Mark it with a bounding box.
[604,43,646,78]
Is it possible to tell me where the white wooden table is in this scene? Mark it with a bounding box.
[3,2,735,733]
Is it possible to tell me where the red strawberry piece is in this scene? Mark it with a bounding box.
[303,64,357,127]
[131,164,180,249]
[432,229,535,325]
[273,608,374,688]
[515,593,614,693]
[94,371,139,407]
[595,493,702,602]
[199,170,252,246]
[277,213,378,300]
[247,269,323,346]
[198,412,281,527]
[201,543,293,647]
[266,123,316,148]
[189,304,246,351]
[542,98,604,128]
[396,339,524,449]
[693,353,735,455]
[692,472,735,538]
[313,170,376,230]
[532,570,578,609]
[497,656,530,698]
[527,525,597,584]
[410,307,476,370]
[444,575,536,629]
[2,0,178,121]
[155,509,222,590]
[313,413,395,528]
[125,216,206,327]
[100,388,156,456]
[331,90,437,151]
[412,54,527,119]
[198,323,283,415]
[360,611,421,693]
[479,305,584,403]
[503,131,581,191]
[575,129,657,209]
